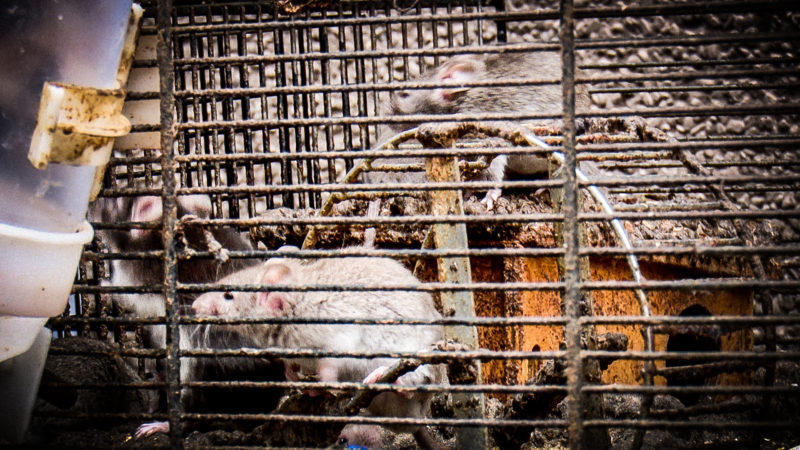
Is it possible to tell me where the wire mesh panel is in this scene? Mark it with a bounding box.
[28,0,800,449]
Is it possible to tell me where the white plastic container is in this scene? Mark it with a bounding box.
[0,0,141,443]
[0,0,132,352]
[0,220,93,318]
[0,0,135,443]
[0,1,132,323]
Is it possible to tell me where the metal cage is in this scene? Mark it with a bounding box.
[30,0,800,449]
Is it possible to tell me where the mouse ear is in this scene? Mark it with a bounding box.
[434,58,481,102]
[256,262,293,314]
[260,262,292,284]
[130,196,162,239]
[258,292,287,315]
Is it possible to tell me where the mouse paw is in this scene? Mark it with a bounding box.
[363,365,389,384]
[364,365,414,398]
[135,421,168,439]
[480,188,502,211]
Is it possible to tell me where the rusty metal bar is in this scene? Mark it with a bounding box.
[593,82,800,94]
[150,0,800,32]
[39,345,800,364]
[559,0,587,447]
[152,0,799,33]
[161,103,800,129]
[164,33,800,65]
[650,360,756,381]
[91,178,800,198]
[157,0,182,446]
[29,408,800,430]
[48,314,800,329]
[128,139,800,166]
[532,146,657,447]
[98,173,799,194]
[161,67,799,99]
[33,376,800,398]
[581,55,800,70]
[584,385,799,395]
[582,419,798,429]
[166,68,798,100]
[113,136,800,162]
[31,405,800,429]
[69,278,800,295]
[78,244,800,260]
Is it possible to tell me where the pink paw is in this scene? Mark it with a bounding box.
[362,366,389,384]
[363,365,412,399]
[134,420,169,439]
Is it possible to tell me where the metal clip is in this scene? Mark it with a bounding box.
[26,3,144,200]
[27,82,131,169]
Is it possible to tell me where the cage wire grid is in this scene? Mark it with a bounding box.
[31,0,800,449]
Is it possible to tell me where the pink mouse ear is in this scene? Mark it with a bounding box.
[131,196,163,222]
[258,292,286,314]
[434,59,480,102]
[437,60,480,81]
[256,262,293,314]
[130,196,162,239]
[260,262,292,284]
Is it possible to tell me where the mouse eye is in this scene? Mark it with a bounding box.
[396,91,410,99]
[223,291,234,301]
[337,437,348,446]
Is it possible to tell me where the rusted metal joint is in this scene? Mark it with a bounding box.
[414,121,532,148]
[650,360,756,382]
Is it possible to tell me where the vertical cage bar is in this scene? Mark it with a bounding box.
[157,0,181,447]
[219,8,240,218]
[274,25,294,208]
[300,21,320,207]
[367,2,380,149]
[559,0,584,448]
[338,6,355,173]
[353,1,368,156]
[255,13,275,210]
[490,0,506,43]
[238,22,257,218]
[318,21,336,183]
